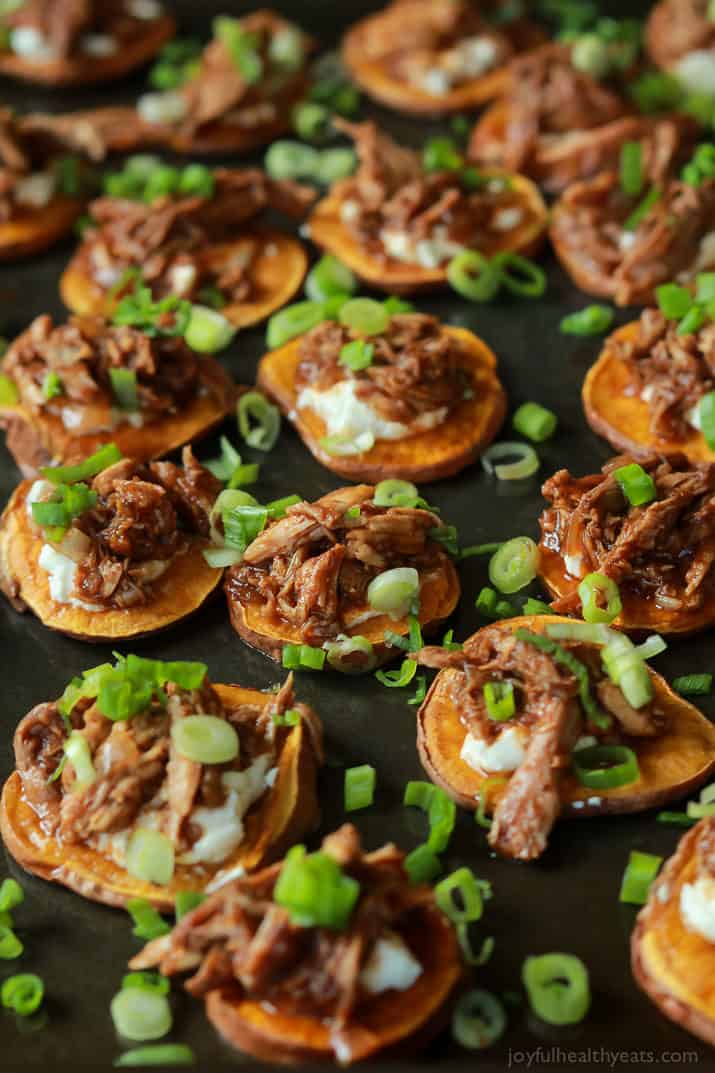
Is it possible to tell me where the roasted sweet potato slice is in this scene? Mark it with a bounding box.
[60,231,307,330]
[0,13,175,86]
[257,325,507,482]
[632,818,715,1047]
[0,357,236,477]
[0,194,84,260]
[0,684,322,911]
[308,172,547,295]
[417,615,715,819]
[205,903,461,1064]
[0,479,223,640]
[583,321,715,464]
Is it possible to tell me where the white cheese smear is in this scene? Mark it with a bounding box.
[676,51,715,98]
[297,379,447,443]
[680,876,715,943]
[360,932,422,994]
[186,755,276,864]
[38,545,103,612]
[460,724,528,774]
[417,36,499,96]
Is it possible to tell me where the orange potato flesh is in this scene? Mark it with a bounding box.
[227,555,461,669]
[0,195,84,260]
[632,820,715,1047]
[0,479,224,641]
[0,684,322,911]
[417,615,715,816]
[60,231,308,330]
[206,903,461,1064]
[0,357,237,476]
[308,172,548,295]
[0,15,175,86]
[256,325,507,483]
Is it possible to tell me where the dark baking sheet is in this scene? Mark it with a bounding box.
[1,2,714,1071]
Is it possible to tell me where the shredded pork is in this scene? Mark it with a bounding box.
[5,0,162,59]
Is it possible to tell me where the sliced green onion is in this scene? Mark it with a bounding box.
[375,658,418,688]
[422,136,463,173]
[126,898,170,941]
[266,494,302,519]
[687,800,715,819]
[475,777,508,829]
[460,542,503,559]
[573,744,639,790]
[656,282,692,320]
[43,370,63,400]
[429,524,460,556]
[320,431,375,456]
[522,953,590,1026]
[408,674,427,706]
[109,368,139,412]
[184,306,234,354]
[114,1044,195,1067]
[495,252,547,297]
[619,850,662,905]
[571,33,611,77]
[452,989,507,1049]
[578,572,622,624]
[126,830,175,887]
[344,765,376,811]
[171,715,239,765]
[382,296,414,315]
[623,187,661,232]
[111,987,172,1042]
[218,498,266,550]
[635,634,667,660]
[273,707,301,727]
[517,628,611,728]
[601,632,653,708]
[64,731,97,791]
[696,272,715,303]
[373,479,419,508]
[0,373,18,406]
[560,305,614,336]
[367,567,419,618]
[488,537,539,594]
[456,928,494,967]
[482,442,539,481]
[620,141,643,197]
[41,443,122,484]
[122,973,170,997]
[315,147,356,184]
[700,391,715,449]
[673,673,712,696]
[435,868,484,924]
[523,596,552,615]
[305,255,357,301]
[177,163,214,198]
[270,24,305,70]
[266,299,325,347]
[274,845,360,930]
[0,925,23,959]
[175,891,206,922]
[292,100,330,142]
[512,402,557,443]
[0,879,23,913]
[339,338,374,371]
[1,974,43,1016]
[656,811,695,827]
[325,635,375,674]
[447,251,501,302]
[404,843,442,885]
[338,297,389,336]
[214,16,262,83]
[614,462,656,506]
[475,586,517,620]
[237,391,281,451]
[678,304,706,336]
[404,780,456,853]
[483,681,516,721]
[281,644,326,671]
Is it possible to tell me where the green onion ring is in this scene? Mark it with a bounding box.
[572,744,640,790]
[481,442,540,481]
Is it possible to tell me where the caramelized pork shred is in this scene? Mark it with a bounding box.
[130,823,435,1062]
[296,313,469,426]
[5,0,162,60]
[13,671,316,861]
[541,454,715,614]
[226,485,447,644]
[333,119,529,265]
[29,449,221,609]
[0,107,91,221]
[612,307,715,441]
[418,624,664,860]
[3,314,201,429]
[81,169,314,302]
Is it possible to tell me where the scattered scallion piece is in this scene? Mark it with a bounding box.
[110,987,172,1042]
[404,780,456,853]
[174,892,206,922]
[184,306,234,353]
[522,953,591,1026]
[339,338,373,371]
[619,850,662,905]
[481,442,539,481]
[0,373,18,405]
[41,442,122,484]
[656,810,695,827]
[635,634,667,660]
[435,868,485,924]
[517,628,611,729]
[700,391,715,450]
[656,282,693,320]
[560,305,614,336]
[338,297,390,336]
[475,777,507,830]
[344,765,376,811]
[512,402,557,443]
[43,370,63,400]
[325,635,375,673]
[523,596,552,615]
[459,542,503,559]
[305,255,357,301]
[274,845,360,929]
[404,843,442,884]
[483,681,516,721]
[126,830,175,887]
[614,462,656,506]
[623,186,661,232]
[114,1044,195,1067]
[122,973,170,997]
[475,586,517,620]
[109,368,139,411]
[126,899,171,941]
[282,643,326,671]
[408,674,427,705]
[578,572,622,625]
[0,878,24,913]
[488,537,539,594]
[620,140,643,197]
[495,252,547,298]
[573,743,640,790]
[457,928,495,967]
[367,566,419,618]
[1,973,43,1016]
[452,989,507,1049]
[375,658,418,688]
[373,479,420,509]
[171,715,239,765]
[237,391,281,451]
[0,925,23,959]
[447,251,501,302]
[673,673,712,696]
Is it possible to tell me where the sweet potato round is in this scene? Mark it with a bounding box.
[206,901,461,1063]
[257,325,506,483]
[0,684,322,911]
[0,14,175,86]
[0,195,84,260]
[0,479,224,640]
[632,819,715,1047]
[417,614,715,816]
[0,356,236,476]
[60,231,308,330]
[308,172,547,295]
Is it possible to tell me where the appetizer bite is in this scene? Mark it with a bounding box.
[0,309,236,475]
[0,0,175,86]
[130,823,462,1063]
[0,107,95,259]
[0,445,225,640]
[539,453,715,635]
[0,658,323,908]
[61,160,313,329]
[342,0,543,117]
[309,119,547,295]
[258,300,506,482]
[469,44,695,195]
[583,278,715,462]
[632,814,715,1047]
[645,0,715,88]
[224,484,460,671]
[416,615,715,861]
[550,141,715,306]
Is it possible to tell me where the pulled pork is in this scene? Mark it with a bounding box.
[81,169,314,303]
[646,0,715,70]
[296,313,469,428]
[541,453,715,615]
[130,823,435,1063]
[30,449,221,608]
[334,119,532,265]
[13,670,316,862]
[226,485,447,645]
[552,165,715,306]
[3,314,201,431]
[418,623,664,860]
[5,0,163,59]
[611,307,715,441]
[0,107,92,222]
